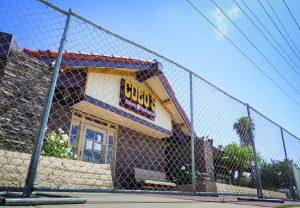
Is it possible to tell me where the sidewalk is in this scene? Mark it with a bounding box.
[5,192,300,208]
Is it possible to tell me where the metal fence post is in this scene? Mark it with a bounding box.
[281,127,289,163]
[246,104,263,198]
[280,127,296,199]
[189,72,196,193]
[23,9,72,196]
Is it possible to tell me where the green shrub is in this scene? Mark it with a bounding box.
[213,142,261,186]
[41,128,72,159]
[175,164,201,185]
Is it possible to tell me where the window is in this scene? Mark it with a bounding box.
[106,135,114,164]
[70,111,117,164]
[70,124,79,159]
[83,125,106,163]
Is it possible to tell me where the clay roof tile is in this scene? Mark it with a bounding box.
[23,48,155,65]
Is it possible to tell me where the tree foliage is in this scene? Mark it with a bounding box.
[233,117,255,147]
[260,159,294,191]
[214,142,258,185]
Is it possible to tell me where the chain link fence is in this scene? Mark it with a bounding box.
[0,0,67,191]
[0,0,299,200]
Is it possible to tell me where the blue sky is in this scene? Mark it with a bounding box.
[1,0,300,163]
[47,0,300,137]
[47,0,300,162]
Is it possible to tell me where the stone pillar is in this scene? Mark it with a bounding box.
[203,139,215,181]
[202,138,217,192]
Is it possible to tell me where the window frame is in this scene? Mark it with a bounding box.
[69,110,118,166]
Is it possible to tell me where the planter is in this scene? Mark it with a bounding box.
[0,149,113,189]
[176,183,194,192]
[176,179,217,192]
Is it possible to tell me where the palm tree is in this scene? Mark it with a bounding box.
[233,117,255,147]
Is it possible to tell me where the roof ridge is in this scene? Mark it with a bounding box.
[22,48,155,65]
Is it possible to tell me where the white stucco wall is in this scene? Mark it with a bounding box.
[85,72,172,132]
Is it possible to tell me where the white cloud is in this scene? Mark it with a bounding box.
[212,7,227,36]
[212,5,240,37]
[228,5,240,20]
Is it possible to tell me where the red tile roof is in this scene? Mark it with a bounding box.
[22,48,155,65]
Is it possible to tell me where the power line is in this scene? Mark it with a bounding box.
[266,0,300,56]
[283,0,300,31]
[241,0,300,73]
[258,0,300,63]
[184,0,300,107]
[210,0,300,97]
[233,0,300,78]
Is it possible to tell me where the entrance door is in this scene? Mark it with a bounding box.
[82,125,106,163]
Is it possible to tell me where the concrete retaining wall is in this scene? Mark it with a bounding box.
[216,183,287,199]
[0,150,113,189]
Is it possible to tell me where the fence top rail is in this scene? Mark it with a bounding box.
[249,106,300,141]
[37,0,68,15]
[36,0,298,140]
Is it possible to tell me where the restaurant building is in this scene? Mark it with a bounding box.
[0,32,214,190]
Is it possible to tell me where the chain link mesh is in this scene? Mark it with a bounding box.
[0,0,299,199]
[250,109,290,198]
[283,130,300,198]
[0,0,66,190]
[192,74,259,195]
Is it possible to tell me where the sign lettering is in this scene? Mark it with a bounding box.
[120,79,156,120]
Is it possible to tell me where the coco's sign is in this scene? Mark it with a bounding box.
[119,79,156,120]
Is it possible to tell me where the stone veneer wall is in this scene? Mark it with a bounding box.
[48,102,73,134]
[0,49,51,152]
[202,139,215,181]
[115,126,166,189]
[0,149,113,189]
[0,48,75,153]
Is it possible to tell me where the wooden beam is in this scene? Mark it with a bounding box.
[180,123,185,127]
[62,66,86,71]
[162,99,172,106]
[88,67,136,76]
